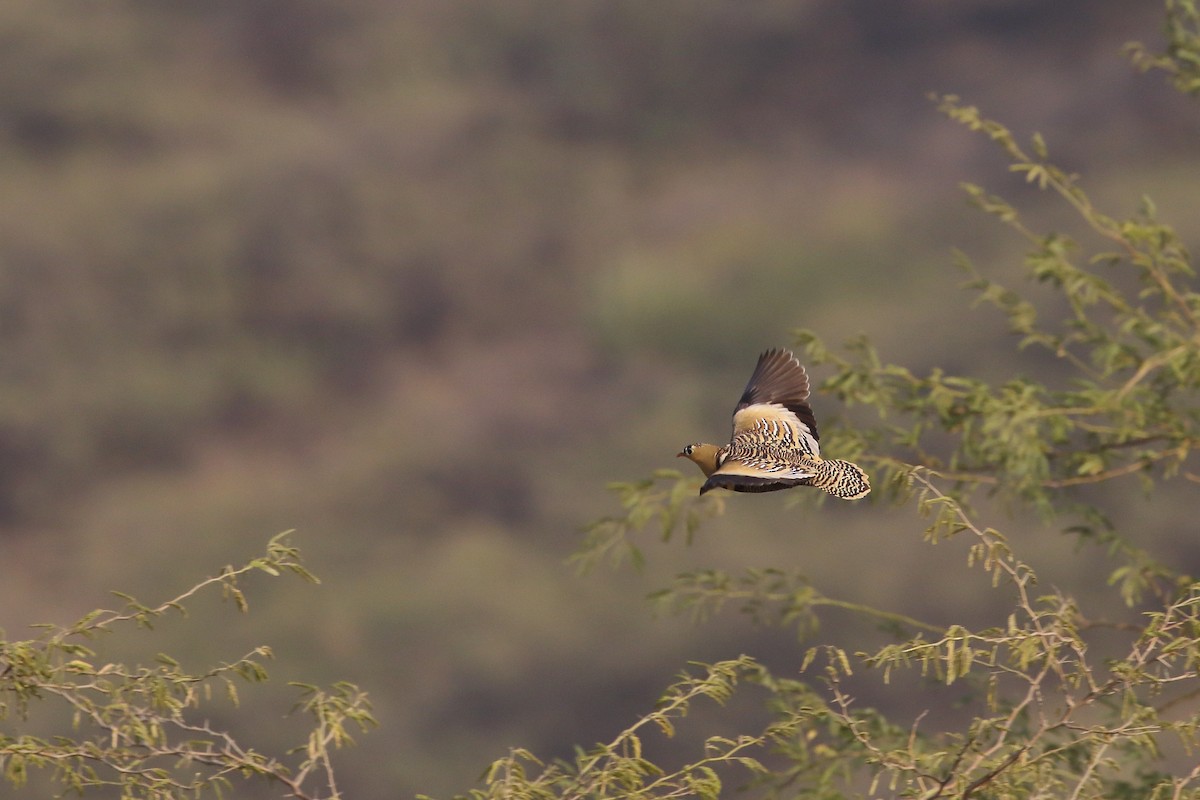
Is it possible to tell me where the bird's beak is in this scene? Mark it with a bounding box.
[675,452,685,458]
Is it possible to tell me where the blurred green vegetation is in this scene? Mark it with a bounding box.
[0,1,1197,797]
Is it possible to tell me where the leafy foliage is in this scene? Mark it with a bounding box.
[0,533,374,799]
[435,13,1200,800]
[572,469,727,573]
[1127,0,1200,95]
[798,92,1200,523]
[430,655,793,800]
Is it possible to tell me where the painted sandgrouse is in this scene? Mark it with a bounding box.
[677,348,870,499]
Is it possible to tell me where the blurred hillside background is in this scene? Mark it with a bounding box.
[0,1,1197,797]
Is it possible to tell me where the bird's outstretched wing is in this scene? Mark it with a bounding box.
[698,349,823,495]
[729,348,820,457]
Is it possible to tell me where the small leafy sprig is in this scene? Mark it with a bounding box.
[0,532,374,800]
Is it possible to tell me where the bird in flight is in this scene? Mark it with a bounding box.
[677,348,870,499]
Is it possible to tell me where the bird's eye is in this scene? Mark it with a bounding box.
[684,445,694,455]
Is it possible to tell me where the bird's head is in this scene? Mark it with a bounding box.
[676,443,722,476]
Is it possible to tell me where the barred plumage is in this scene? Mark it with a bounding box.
[676,348,870,500]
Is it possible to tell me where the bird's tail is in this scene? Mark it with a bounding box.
[817,459,871,500]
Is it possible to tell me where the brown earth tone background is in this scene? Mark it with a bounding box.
[0,2,1197,797]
